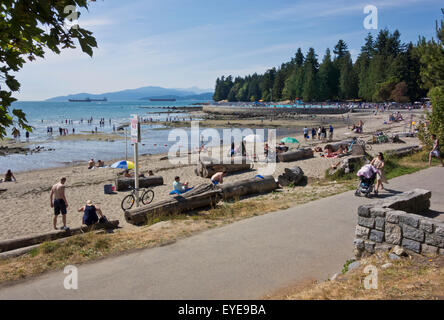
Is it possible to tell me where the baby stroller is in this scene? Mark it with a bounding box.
[355,164,377,197]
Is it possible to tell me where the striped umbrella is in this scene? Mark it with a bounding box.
[110,160,135,170]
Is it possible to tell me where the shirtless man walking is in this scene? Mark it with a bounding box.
[50,177,69,230]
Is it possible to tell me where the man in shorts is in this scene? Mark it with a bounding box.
[429,134,444,167]
[50,177,69,230]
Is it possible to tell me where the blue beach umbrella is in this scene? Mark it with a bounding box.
[280,137,299,144]
[110,160,135,170]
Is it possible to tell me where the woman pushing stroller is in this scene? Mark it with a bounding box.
[371,152,388,195]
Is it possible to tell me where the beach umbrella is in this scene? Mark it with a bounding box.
[280,137,299,144]
[244,134,264,143]
[110,160,135,169]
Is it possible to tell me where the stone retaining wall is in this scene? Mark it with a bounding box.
[354,189,444,257]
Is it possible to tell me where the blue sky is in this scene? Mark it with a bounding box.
[16,0,443,100]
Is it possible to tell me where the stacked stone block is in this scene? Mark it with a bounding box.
[354,189,444,257]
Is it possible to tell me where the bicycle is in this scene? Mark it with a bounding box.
[121,187,155,211]
[348,137,372,152]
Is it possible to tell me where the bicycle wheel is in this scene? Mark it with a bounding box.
[365,143,372,151]
[121,194,135,211]
[141,189,155,205]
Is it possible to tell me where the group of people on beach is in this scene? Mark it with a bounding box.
[303,125,334,142]
[50,177,105,230]
[88,159,105,169]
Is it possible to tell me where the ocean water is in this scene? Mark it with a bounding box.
[1,101,302,172]
[1,100,206,172]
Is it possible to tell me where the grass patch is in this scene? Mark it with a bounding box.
[325,151,434,182]
[281,254,444,300]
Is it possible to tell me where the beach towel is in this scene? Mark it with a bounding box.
[169,187,194,195]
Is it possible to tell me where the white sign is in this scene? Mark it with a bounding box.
[131,115,140,143]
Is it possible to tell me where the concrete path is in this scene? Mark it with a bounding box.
[0,167,443,300]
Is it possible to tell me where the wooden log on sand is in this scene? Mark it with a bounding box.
[277,148,313,162]
[125,176,278,225]
[125,188,222,225]
[386,145,422,157]
[278,167,305,187]
[195,157,252,178]
[0,220,119,253]
[330,140,353,152]
[115,176,164,191]
[220,175,278,200]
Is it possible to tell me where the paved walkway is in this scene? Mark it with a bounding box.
[0,167,442,299]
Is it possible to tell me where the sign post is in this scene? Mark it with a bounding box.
[131,115,141,207]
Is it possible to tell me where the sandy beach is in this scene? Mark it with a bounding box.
[0,111,424,240]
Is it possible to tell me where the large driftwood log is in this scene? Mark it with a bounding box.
[0,220,119,253]
[220,175,278,200]
[195,157,252,178]
[125,176,278,225]
[278,167,305,187]
[115,176,164,191]
[277,148,313,162]
[330,140,353,152]
[125,188,222,225]
[386,145,422,157]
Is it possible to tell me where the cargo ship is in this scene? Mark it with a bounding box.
[68,97,108,102]
[149,98,176,102]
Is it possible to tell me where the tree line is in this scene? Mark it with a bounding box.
[213,29,429,103]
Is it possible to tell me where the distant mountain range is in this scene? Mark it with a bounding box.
[46,86,214,102]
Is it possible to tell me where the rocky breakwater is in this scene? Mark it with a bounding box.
[0,145,54,156]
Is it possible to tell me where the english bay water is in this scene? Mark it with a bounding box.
[1,100,205,172]
[1,100,300,172]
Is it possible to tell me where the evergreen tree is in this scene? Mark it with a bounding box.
[302,48,319,101]
[339,53,357,99]
[317,49,336,100]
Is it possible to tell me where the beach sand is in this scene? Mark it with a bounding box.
[0,111,423,240]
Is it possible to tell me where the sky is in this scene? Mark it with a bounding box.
[15,0,444,100]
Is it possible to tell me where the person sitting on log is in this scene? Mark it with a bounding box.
[173,176,192,193]
[147,170,154,176]
[211,169,227,186]
[78,200,104,226]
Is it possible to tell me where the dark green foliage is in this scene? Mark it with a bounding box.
[0,0,97,138]
[213,17,441,104]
